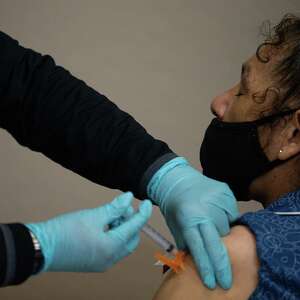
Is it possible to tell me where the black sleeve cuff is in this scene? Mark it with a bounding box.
[0,223,35,287]
[138,152,178,200]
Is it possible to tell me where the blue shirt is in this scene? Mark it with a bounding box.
[237,189,300,299]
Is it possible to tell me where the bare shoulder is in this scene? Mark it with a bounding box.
[153,225,259,300]
[225,225,258,275]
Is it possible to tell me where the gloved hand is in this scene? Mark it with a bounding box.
[26,192,152,273]
[148,157,239,289]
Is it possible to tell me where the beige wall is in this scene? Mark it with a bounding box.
[0,0,299,299]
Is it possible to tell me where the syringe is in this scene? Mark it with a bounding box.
[142,223,177,256]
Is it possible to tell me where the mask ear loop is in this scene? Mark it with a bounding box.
[253,107,300,126]
[210,108,300,129]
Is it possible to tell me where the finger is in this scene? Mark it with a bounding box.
[206,207,230,237]
[169,226,186,250]
[208,196,239,234]
[103,192,134,224]
[182,226,216,289]
[213,210,230,236]
[109,200,152,242]
[118,233,140,260]
[223,194,240,223]
[217,220,230,236]
[124,206,135,220]
[200,221,232,289]
[108,206,135,230]
[210,186,240,223]
[126,234,140,253]
[114,235,141,263]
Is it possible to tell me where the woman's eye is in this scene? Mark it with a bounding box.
[235,92,243,97]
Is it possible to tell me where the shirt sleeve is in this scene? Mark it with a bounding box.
[0,223,35,287]
[0,31,176,199]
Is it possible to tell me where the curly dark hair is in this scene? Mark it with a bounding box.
[256,14,300,114]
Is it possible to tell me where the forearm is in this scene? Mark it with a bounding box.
[0,31,175,199]
[0,223,35,287]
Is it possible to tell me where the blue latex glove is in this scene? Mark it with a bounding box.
[148,157,239,289]
[26,192,152,272]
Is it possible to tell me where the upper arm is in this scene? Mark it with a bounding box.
[153,225,259,300]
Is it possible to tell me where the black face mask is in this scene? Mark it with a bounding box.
[200,109,299,201]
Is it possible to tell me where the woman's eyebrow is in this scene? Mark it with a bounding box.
[241,62,251,91]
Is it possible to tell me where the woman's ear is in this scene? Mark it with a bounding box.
[278,110,300,160]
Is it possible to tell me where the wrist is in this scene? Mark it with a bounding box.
[139,153,178,200]
[28,230,45,275]
[147,157,190,206]
[25,223,51,273]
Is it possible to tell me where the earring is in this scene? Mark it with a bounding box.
[279,149,283,153]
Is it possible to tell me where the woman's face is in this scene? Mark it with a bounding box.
[211,49,277,123]
[209,47,300,202]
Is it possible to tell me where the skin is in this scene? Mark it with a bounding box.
[212,46,300,207]
[153,226,259,300]
[153,45,300,300]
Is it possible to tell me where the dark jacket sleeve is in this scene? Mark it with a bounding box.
[0,31,179,287]
[0,31,177,200]
[0,224,35,287]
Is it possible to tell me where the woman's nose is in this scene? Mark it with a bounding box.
[210,87,236,119]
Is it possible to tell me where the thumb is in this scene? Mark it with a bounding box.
[109,200,152,242]
[103,192,134,225]
[224,195,240,223]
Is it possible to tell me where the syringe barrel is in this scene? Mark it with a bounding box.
[142,224,176,254]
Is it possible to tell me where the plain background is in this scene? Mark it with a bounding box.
[0,1,299,299]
